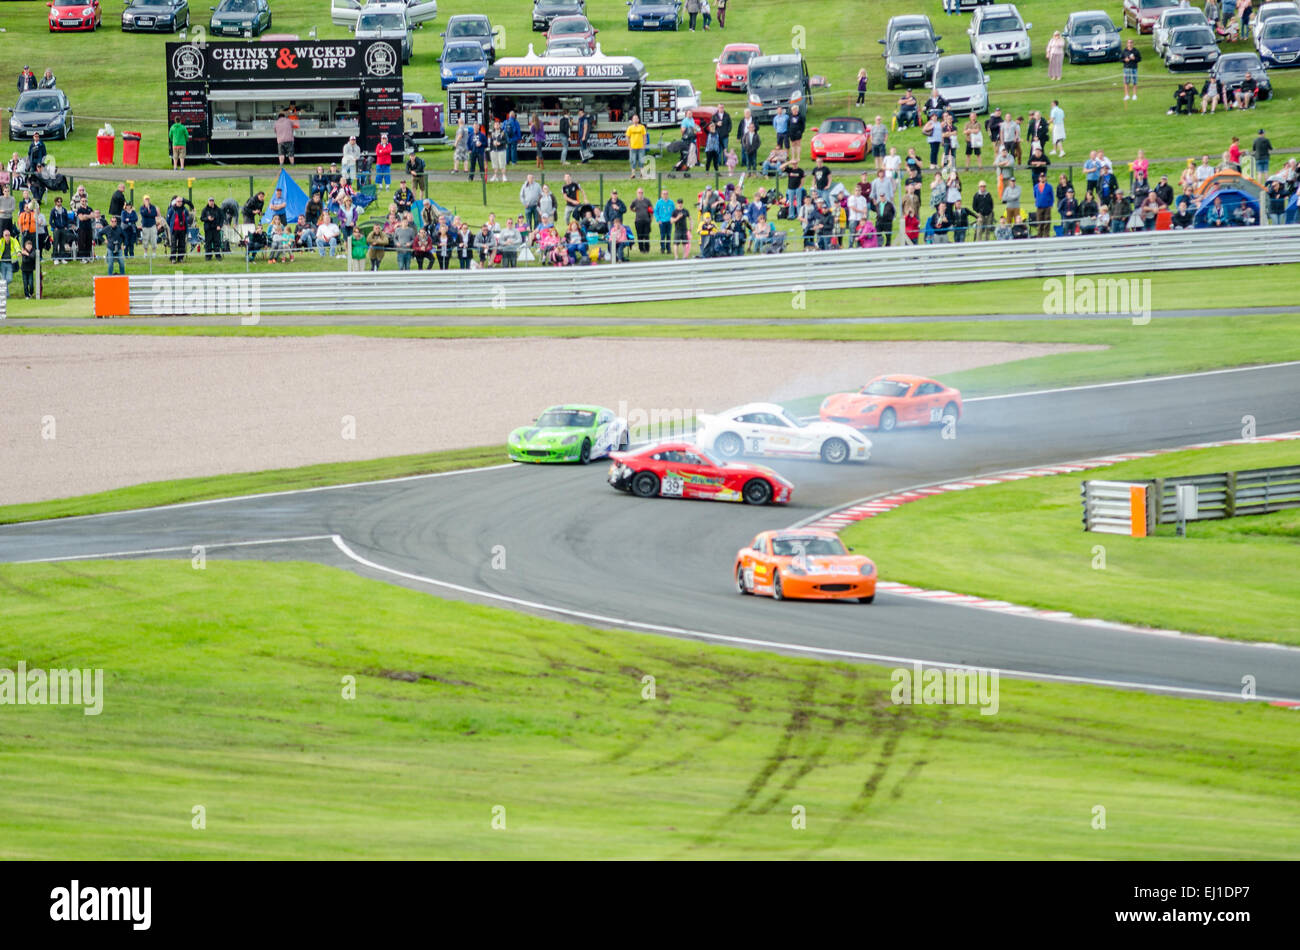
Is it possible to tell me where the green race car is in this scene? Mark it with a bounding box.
[508,405,630,464]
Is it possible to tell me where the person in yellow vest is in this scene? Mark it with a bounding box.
[625,114,648,180]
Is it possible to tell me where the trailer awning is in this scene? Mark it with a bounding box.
[207,87,361,102]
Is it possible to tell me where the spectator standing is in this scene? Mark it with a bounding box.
[1033,173,1054,237]
[670,198,691,258]
[27,133,47,174]
[19,238,36,298]
[453,120,470,172]
[520,174,542,231]
[558,112,572,165]
[166,196,191,263]
[773,106,790,152]
[405,151,426,196]
[1252,129,1272,179]
[376,132,394,188]
[200,197,223,261]
[274,111,295,166]
[394,216,415,270]
[578,108,594,163]
[1122,40,1141,101]
[49,195,71,263]
[686,0,700,31]
[0,229,18,290]
[702,0,712,30]
[17,66,37,93]
[138,195,159,256]
[1265,180,1286,225]
[168,119,189,170]
[963,114,982,170]
[856,69,867,107]
[104,214,126,275]
[972,180,994,239]
[717,0,727,28]
[342,135,361,182]
[740,114,761,172]
[788,104,806,164]
[654,188,675,253]
[531,116,546,169]
[1046,31,1065,80]
[1002,176,1022,223]
[366,225,390,270]
[629,186,654,254]
[1049,101,1066,158]
[490,120,508,182]
[715,104,733,156]
[870,115,888,170]
[626,114,648,179]
[504,111,522,166]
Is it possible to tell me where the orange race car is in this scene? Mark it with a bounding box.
[819,374,963,432]
[734,529,877,603]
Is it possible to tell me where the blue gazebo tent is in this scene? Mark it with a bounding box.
[1192,188,1260,227]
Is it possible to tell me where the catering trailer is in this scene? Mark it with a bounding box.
[445,46,678,154]
[165,39,405,162]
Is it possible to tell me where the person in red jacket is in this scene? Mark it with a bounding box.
[375,133,393,190]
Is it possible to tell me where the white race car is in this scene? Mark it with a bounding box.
[695,402,871,464]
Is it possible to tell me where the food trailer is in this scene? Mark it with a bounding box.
[165,39,405,162]
[445,46,678,153]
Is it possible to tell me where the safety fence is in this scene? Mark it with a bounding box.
[1082,465,1300,535]
[105,225,1300,315]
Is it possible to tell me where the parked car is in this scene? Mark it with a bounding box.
[47,0,101,31]
[8,88,73,141]
[668,78,700,115]
[809,117,869,163]
[626,0,681,31]
[1152,6,1207,56]
[333,0,435,28]
[883,13,939,47]
[545,35,595,56]
[968,4,1032,67]
[1255,15,1300,67]
[882,28,943,88]
[745,53,812,121]
[532,0,584,32]
[121,0,189,32]
[544,13,597,51]
[1063,10,1121,63]
[1122,0,1180,34]
[1163,24,1220,70]
[440,39,489,86]
[927,54,990,114]
[1209,52,1273,99]
[1256,2,1300,32]
[208,0,270,36]
[353,3,414,65]
[442,13,495,62]
[714,43,761,91]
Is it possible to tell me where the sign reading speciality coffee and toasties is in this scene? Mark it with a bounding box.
[485,59,644,82]
[167,40,401,83]
[164,40,403,161]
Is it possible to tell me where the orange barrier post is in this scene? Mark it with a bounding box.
[93,275,131,318]
[1129,484,1148,538]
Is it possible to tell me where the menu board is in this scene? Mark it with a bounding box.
[167,84,208,152]
[446,88,484,131]
[362,82,403,151]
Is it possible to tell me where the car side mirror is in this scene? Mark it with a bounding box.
[937,47,945,53]
[1026,22,1032,29]
[924,81,933,88]
[877,38,885,44]
[985,76,991,83]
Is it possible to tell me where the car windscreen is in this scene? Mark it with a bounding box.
[359,13,405,30]
[536,410,594,428]
[978,16,1022,33]
[1071,17,1113,36]
[862,379,911,397]
[1219,56,1261,72]
[936,64,981,88]
[550,18,589,34]
[820,119,864,134]
[1140,0,1178,8]
[443,44,484,61]
[18,96,62,112]
[772,537,846,557]
[721,50,755,64]
[1173,27,1216,45]
[748,64,802,90]
[1263,19,1300,38]
[896,36,936,54]
[221,0,256,11]
[675,83,694,96]
[448,20,489,36]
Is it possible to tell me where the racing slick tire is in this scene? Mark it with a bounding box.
[860,595,875,604]
[773,572,786,600]
[579,439,592,464]
[820,437,849,464]
[742,478,773,506]
[879,407,897,432]
[631,471,660,498]
[714,431,744,459]
[736,565,751,595]
[942,402,959,427]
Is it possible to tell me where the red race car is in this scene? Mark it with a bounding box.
[809,117,869,162]
[735,529,877,603]
[714,43,761,91]
[819,375,963,432]
[48,0,102,30]
[607,441,793,505]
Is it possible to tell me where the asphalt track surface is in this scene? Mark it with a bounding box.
[4,363,1300,702]
[7,305,1294,328]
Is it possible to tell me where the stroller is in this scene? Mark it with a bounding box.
[666,136,692,174]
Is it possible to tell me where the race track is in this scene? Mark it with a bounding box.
[4,363,1299,702]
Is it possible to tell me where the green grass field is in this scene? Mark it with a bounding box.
[841,441,1300,645]
[2,557,1296,859]
[8,0,1298,296]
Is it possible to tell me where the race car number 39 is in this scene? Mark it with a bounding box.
[662,473,685,497]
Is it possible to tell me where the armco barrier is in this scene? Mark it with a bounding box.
[1084,465,1300,534]
[106,225,1300,315]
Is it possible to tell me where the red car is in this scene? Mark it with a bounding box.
[47,0,102,30]
[809,117,869,162]
[1122,0,1180,34]
[607,441,793,505]
[819,375,963,432]
[714,43,761,91]
[545,14,598,51]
